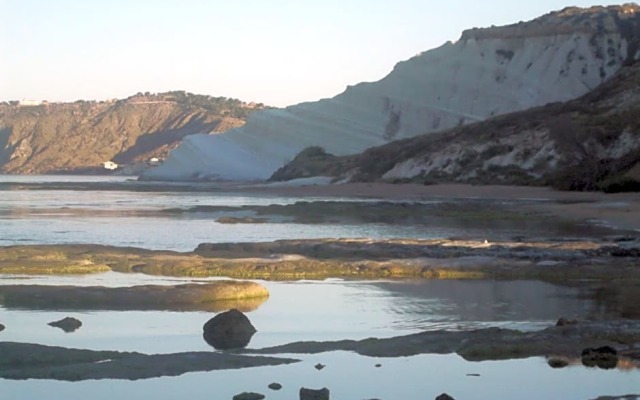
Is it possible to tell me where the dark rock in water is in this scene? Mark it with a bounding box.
[314,363,325,370]
[547,358,569,368]
[375,363,382,368]
[0,323,5,332]
[48,317,82,333]
[435,394,455,400]
[300,387,330,400]
[581,346,618,369]
[0,342,299,381]
[268,383,283,391]
[203,309,257,350]
[556,317,578,326]
[232,392,265,400]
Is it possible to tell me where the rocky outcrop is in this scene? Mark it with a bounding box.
[461,4,640,42]
[142,5,640,182]
[272,61,640,192]
[0,323,5,332]
[0,92,265,174]
[47,317,82,333]
[203,309,257,350]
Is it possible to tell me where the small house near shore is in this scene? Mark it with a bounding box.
[103,161,118,170]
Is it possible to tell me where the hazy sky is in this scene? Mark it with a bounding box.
[0,0,626,106]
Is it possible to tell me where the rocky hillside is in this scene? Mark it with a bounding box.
[270,61,640,192]
[142,4,640,181]
[0,92,267,174]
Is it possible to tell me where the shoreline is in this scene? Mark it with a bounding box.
[240,182,640,232]
[3,177,640,232]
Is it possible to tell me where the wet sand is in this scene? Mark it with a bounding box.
[240,183,640,232]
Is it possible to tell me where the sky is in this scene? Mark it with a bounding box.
[0,0,628,107]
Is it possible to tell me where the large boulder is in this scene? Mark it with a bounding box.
[48,317,82,333]
[203,309,257,350]
[0,323,5,332]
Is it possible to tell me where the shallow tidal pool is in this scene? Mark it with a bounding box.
[1,176,639,399]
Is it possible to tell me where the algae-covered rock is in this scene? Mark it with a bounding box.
[0,281,269,311]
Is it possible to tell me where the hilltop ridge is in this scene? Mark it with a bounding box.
[0,92,267,174]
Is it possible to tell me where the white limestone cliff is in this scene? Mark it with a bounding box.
[141,4,640,181]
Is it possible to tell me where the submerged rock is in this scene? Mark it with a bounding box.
[435,394,455,400]
[268,382,283,391]
[300,387,330,400]
[0,323,5,332]
[314,363,326,370]
[232,392,265,400]
[203,309,257,350]
[48,317,82,333]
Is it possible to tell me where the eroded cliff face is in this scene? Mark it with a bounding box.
[270,62,640,192]
[142,5,640,182]
[0,93,259,174]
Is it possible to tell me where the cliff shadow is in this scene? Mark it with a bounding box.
[112,117,218,164]
[0,127,13,167]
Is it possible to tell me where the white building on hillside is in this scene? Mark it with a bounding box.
[103,161,118,170]
[19,99,44,106]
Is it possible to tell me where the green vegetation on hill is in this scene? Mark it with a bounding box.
[0,92,268,174]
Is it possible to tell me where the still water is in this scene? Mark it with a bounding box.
[0,176,432,251]
[0,273,599,353]
[1,176,638,399]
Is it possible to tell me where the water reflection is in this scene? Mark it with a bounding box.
[369,280,594,330]
[547,355,640,371]
[1,352,638,400]
[0,276,607,354]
